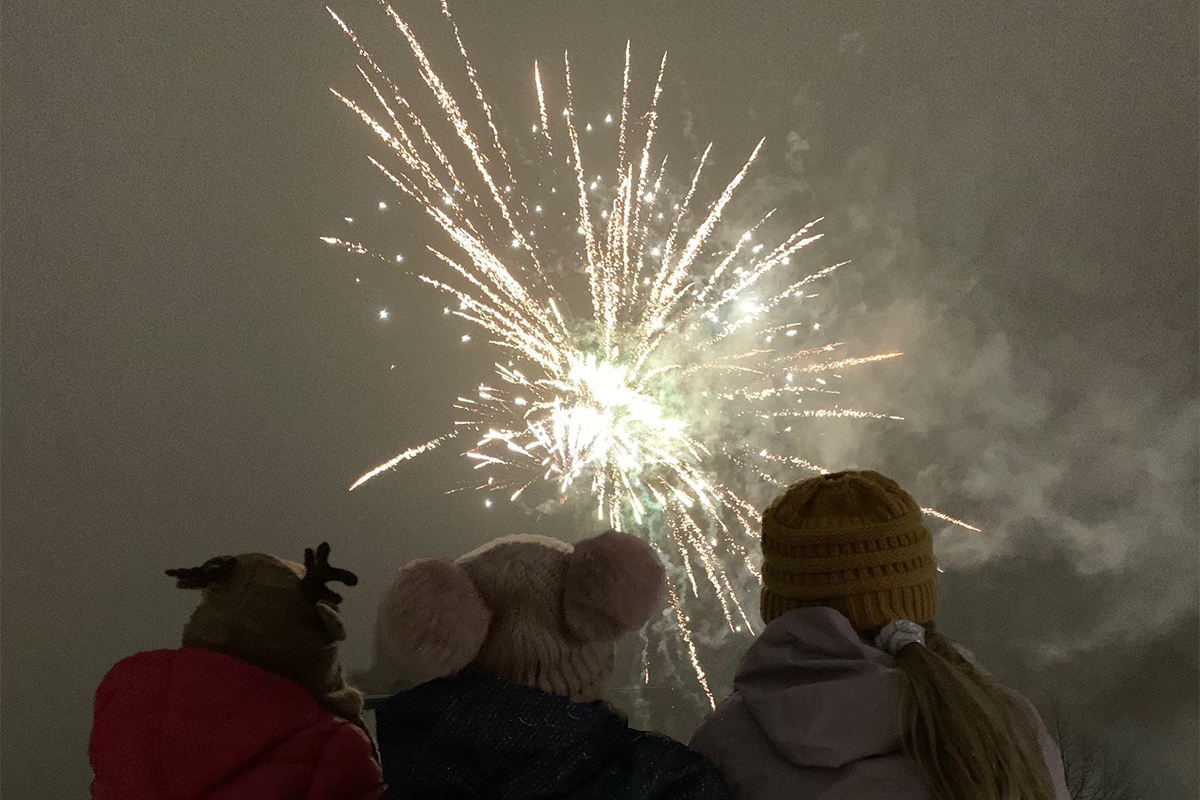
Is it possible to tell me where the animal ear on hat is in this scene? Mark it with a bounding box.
[379,557,491,680]
[315,602,347,642]
[165,556,238,589]
[563,530,664,642]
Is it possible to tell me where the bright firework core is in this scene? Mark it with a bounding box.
[472,344,706,526]
[546,354,690,512]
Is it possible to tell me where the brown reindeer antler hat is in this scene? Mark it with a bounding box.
[166,542,366,725]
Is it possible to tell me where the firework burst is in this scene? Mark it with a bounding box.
[325,1,960,705]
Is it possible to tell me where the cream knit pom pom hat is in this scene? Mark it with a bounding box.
[380,530,664,702]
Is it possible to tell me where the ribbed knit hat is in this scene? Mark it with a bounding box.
[760,470,937,629]
[380,530,664,702]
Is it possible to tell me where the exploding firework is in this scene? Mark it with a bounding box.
[324,1,966,705]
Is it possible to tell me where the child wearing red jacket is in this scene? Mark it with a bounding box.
[90,542,384,800]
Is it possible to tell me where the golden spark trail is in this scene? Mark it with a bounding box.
[669,585,715,709]
[350,434,454,490]
[920,507,983,532]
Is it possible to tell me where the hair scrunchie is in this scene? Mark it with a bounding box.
[875,618,926,655]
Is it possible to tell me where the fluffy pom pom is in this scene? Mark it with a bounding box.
[563,530,664,642]
[378,557,491,680]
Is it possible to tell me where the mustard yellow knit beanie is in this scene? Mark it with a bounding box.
[760,470,937,629]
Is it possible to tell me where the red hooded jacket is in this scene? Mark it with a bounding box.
[90,647,384,800]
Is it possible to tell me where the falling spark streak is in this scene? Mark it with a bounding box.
[920,507,983,532]
[759,450,829,474]
[753,408,906,420]
[326,2,964,699]
[669,585,715,709]
[320,236,377,257]
[791,352,904,371]
[350,434,454,490]
[720,385,842,401]
[534,62,553,153]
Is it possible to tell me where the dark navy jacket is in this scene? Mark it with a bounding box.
[374,675,731,800]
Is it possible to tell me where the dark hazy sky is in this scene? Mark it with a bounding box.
[3,1,1197,796]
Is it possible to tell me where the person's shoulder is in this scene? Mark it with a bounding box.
[303,718,385,799]
[102,648,179,677]
[629,729,706,760]
[95,649,180,703]
[101,646,285,692]
[624,729,732,797]
[689,692,750,747]
[316,717,380,762]
[261,705,378,773]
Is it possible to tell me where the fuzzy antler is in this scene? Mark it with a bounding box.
[299,542,359,605]
[166,556,238,589]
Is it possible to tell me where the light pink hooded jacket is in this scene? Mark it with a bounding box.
[690,608,1069,800]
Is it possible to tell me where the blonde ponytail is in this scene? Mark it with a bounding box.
[893,623,1055,800]
[756,470,1057,798]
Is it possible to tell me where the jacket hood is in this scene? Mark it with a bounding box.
[734,606,905,769]
[91,648,348,799]
[375,675,631,798]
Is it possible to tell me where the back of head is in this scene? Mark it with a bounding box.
[380,529,664,702]
[760,469,936,629]
[760,470,1054,800]
[166,542,362,716]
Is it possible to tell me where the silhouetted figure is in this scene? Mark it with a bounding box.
[374,530,732,800]
[691,471,1070,800]
[89,543,383,800]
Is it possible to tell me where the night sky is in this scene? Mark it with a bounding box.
[2,1,1197,796]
